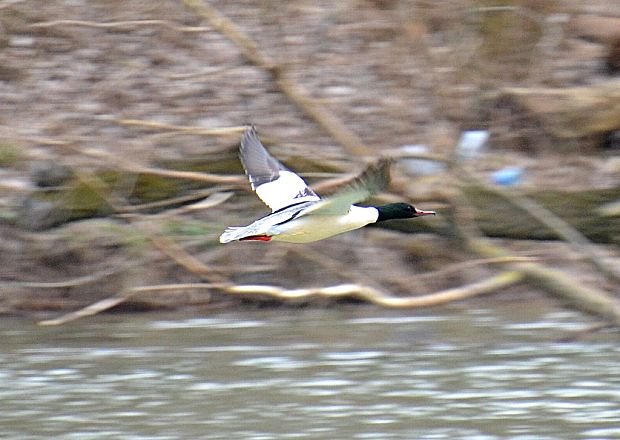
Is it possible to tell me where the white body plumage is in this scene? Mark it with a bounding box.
[267,205,379,243]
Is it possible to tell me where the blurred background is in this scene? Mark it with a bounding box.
[0,1,619,439]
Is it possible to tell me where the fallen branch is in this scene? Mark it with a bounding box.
[38,271,522,326]
[227,272,522,307]
[460,168,620,283]
[468,237,620,325]
[450,181,620,326]
[127,165,243,185]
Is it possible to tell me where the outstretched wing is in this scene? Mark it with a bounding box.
[301,158,391,216]
[240,126,320,212]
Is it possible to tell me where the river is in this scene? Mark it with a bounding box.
[1,299,619,439]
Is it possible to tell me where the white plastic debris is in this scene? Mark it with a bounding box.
[456,130,489,161]
[398,144,445,175]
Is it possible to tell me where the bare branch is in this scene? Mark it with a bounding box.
[38,272,522,326]
[227,271,523,307]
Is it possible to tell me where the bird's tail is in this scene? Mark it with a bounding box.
[219,226,245,243]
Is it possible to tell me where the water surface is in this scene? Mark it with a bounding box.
[1,300,619,439]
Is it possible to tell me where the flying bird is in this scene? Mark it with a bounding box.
[219,126,435,244]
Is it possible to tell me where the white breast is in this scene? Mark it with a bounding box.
[271,205,379,243]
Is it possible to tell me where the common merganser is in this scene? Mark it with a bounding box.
[219,126,435,244]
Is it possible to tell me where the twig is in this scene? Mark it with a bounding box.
[182,0,373,157]
[438,164,620,327]
[29,19,211,33]
[125,165,243,185]
[167,66,229,80]
[77,147,244,185]
[116,119,247,136]
[119,191,233,221]
[394,255,537,284]
[71,163,231,285]
[38,283,222,326]
[0,264,129,289]
[275,76,373,157]
[288,245,388,293]
[114,187,234,213]
[137,222,228,285]
[386,149,450,163]
[20,136,73,146]
[556,323,615,343]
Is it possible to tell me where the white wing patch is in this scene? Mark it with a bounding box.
[255,170,320,212]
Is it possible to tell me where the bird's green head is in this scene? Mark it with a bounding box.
[376,203,436,222]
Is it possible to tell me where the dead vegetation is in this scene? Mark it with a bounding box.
[0,0,619,327]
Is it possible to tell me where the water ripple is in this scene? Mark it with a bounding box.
[0,307,618,439]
